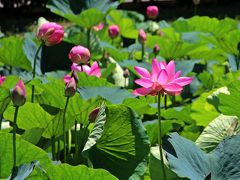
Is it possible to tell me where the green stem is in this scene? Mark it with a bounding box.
[157,93,167,180]
[0,114,3,130]
[236,51,240,70]
[141,43,145,62]
[57,138,60,160]
[31,44,42,103]
[51,136,56,161]
[74,120,78,155]
[194,5,197,16]
[111,38,114,45]
[11,106,19,180]
[63,96,70,163]
[164,95,167,110]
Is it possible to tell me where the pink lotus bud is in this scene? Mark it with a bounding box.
[123,68,130,78]
[65,77,76,97]
[12,80,26,107]
[138,29,147,44]
[68,46,91,65]
[153,44,160,55]
[93,22,104,31]
[146,5,159,19]
[88,107,100,123]
[37,22,64,46]
[0,75,6,85]
[108,25,120,38]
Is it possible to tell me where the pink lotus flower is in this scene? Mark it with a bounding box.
[93,22,104,31]
[71,61,101,78]
[138,29,147,44]
[37,22,64,46]
[0,75,6,85]
[12,80,26,106]
[108,25,120,38]
[146,5,159,19]
[133,59,193,96]
[68,46,91,65]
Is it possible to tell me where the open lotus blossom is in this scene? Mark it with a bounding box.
[108,25,120,38]
[37,22,64,46]
[0,75,6,85]
[71,61,101,78]
[133,59,193,96]
[68,45,91,65]
[12,80,26,106]
[146,5,159,19]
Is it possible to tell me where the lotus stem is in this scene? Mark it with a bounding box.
[63,96,70,163]
[11,106,19,180]
[157,93,167,180]
[164,95,167,110]
[141,43,145,62]
[0,114,3,130]
[87,28,91,51]
[31,43,42,103]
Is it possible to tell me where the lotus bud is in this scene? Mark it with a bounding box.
[68,45,91,65]
[65,77,76,97]
[108,25,120,38]
[153,44,160,55]
[146,5,159,19]
[12,80,26,107]
[138,29,147,44]
[88,107,100,123]
[37,21,64,46]
[123,68,130,78]
[192,0,200,5]
[0,75,6,85]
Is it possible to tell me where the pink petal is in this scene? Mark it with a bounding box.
[64,74,71,84]
[166,60,175,81]
[164,83,183,92]
[71,63,82,72]
[151,58,161,81]
[135,78,153,88]
[171,77,193,86]
[134,66,151,78]
[159,61,167,69]
[89,61,101,78]
[133,87,152,96]
[174,70,182,79]
[157,69,169,85]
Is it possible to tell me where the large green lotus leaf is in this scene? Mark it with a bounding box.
[0,36,32,71]
[196,114,240,152]
[78,87,135,104]
[46,164,117,180]
[42,109,75,139]
[146,35,201,60]
[209,135,240,179]
[0,87,11,115]
[191,90,219,126]
[165,133,211,179]
[77,72,113,87]
[143,119,183,146]
[67,93,101,125]
[123,97,157,115]
[4,102,53,130]
[166,133,240,180]
[100,41,129,61]
[218,82,240,118]
[36,79,65,109]
[68,8,104,28]
[83,105,150,179]
[149,146,182,180]
[0,132,51,178]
